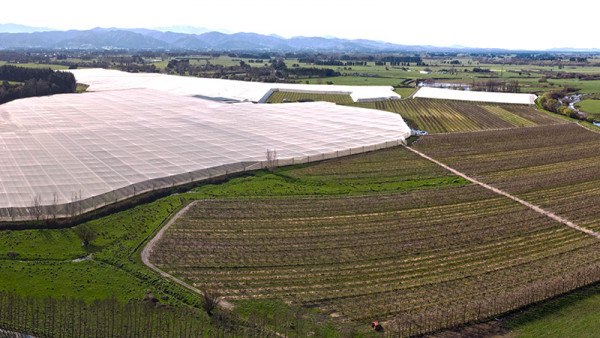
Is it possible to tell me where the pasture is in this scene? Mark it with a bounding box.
[505,282,600,337]
[0,195,199,303]
[577,97,600,117]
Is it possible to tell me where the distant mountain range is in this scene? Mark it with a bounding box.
[0,24,487,52]
[0,24,594,52]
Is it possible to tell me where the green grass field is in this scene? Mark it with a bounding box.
[506,283,600,337]
[577,98,600,115]
[0,80,24,85]
[0,260,144,302]
[0,61,69,70]
[394,86,416,98]
[0,195,200,304]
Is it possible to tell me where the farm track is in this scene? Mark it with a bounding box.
[406,87,420,99]
[141,200,235,311]
[576,120,600,135]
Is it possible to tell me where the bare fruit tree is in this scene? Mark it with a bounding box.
[70,190,82,218]
[30,194,43,221]
[266,148,277,172]
[201,289,221,316]
[51,192,59,219]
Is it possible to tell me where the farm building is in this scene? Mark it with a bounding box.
[0,72,410,220]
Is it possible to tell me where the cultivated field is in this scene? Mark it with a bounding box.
[412,123,600,232]
[265,91,354,104]
[148,145,600,335]
[353,99,567,133]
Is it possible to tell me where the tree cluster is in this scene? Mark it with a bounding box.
[0,65,76,105]
[542,71,600,81]
[163,57,338,82]
[470,80,521,93]
[536,87,598,122]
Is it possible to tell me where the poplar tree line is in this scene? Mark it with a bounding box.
[0,293,213,337]
[0,291,318,337]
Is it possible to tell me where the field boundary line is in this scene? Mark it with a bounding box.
[141,200,235,310]
[404,145,600,239]
[575,121,600,135]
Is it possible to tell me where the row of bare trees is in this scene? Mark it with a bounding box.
[471,79,521,93]
[23,191,84,221]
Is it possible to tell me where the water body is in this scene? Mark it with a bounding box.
[566,94,583,110]
[563,94,600,126]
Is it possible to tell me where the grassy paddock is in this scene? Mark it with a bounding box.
[577,98,600,115]
[0,260,145,302]
[394,86,416,98]
[506,282,600,337]
[0,194,198,303]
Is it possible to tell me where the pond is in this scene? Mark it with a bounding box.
[411,128,428,135]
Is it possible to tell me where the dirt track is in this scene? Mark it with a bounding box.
[141,200,235,310]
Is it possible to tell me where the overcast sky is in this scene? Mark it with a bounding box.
[1,0,597,50]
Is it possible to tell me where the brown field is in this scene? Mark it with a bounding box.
[148,142,600,335]
[412,123,600,231]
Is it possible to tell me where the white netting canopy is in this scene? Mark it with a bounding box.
[0,85,410,219]
[69,69,401,102]
[414,87,537,105]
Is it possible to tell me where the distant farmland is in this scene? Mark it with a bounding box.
[148,142,600,335]
[264,92,566,134]
[265,91,354,104]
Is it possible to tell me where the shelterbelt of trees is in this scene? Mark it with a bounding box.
[0,65,76,105]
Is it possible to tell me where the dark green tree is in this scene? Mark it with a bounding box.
[73,225,97,246]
